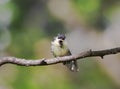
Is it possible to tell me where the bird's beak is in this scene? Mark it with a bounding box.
[59,40,63,47]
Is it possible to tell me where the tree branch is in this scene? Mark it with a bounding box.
[0,47,120,66]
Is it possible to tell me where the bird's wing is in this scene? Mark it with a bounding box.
[66,50,72,56]
[64,49,79,72]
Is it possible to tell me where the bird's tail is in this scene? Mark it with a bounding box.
[63,60,79,72]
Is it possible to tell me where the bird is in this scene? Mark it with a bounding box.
[51,34,79,72]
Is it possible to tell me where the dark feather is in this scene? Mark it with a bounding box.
[57,34,66,40]
[63,50,79,72]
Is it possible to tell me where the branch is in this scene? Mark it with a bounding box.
[0,47,120,66]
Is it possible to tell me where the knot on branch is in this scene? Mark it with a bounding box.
[40,59,47,65]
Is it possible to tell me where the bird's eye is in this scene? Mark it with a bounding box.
[62,38,65,40]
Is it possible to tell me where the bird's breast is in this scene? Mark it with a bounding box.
[52,45,69,57]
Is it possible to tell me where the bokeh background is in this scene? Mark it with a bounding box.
[0,0,120,89]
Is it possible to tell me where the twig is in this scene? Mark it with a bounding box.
[0,47,120,66]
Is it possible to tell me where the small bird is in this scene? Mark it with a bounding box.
[51,34,79,72]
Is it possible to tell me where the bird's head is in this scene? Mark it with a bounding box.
[52,34,66,48]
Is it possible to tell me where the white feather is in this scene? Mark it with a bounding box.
[51,37,69,57]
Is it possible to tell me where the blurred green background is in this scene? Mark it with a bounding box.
[0,0,120,89]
